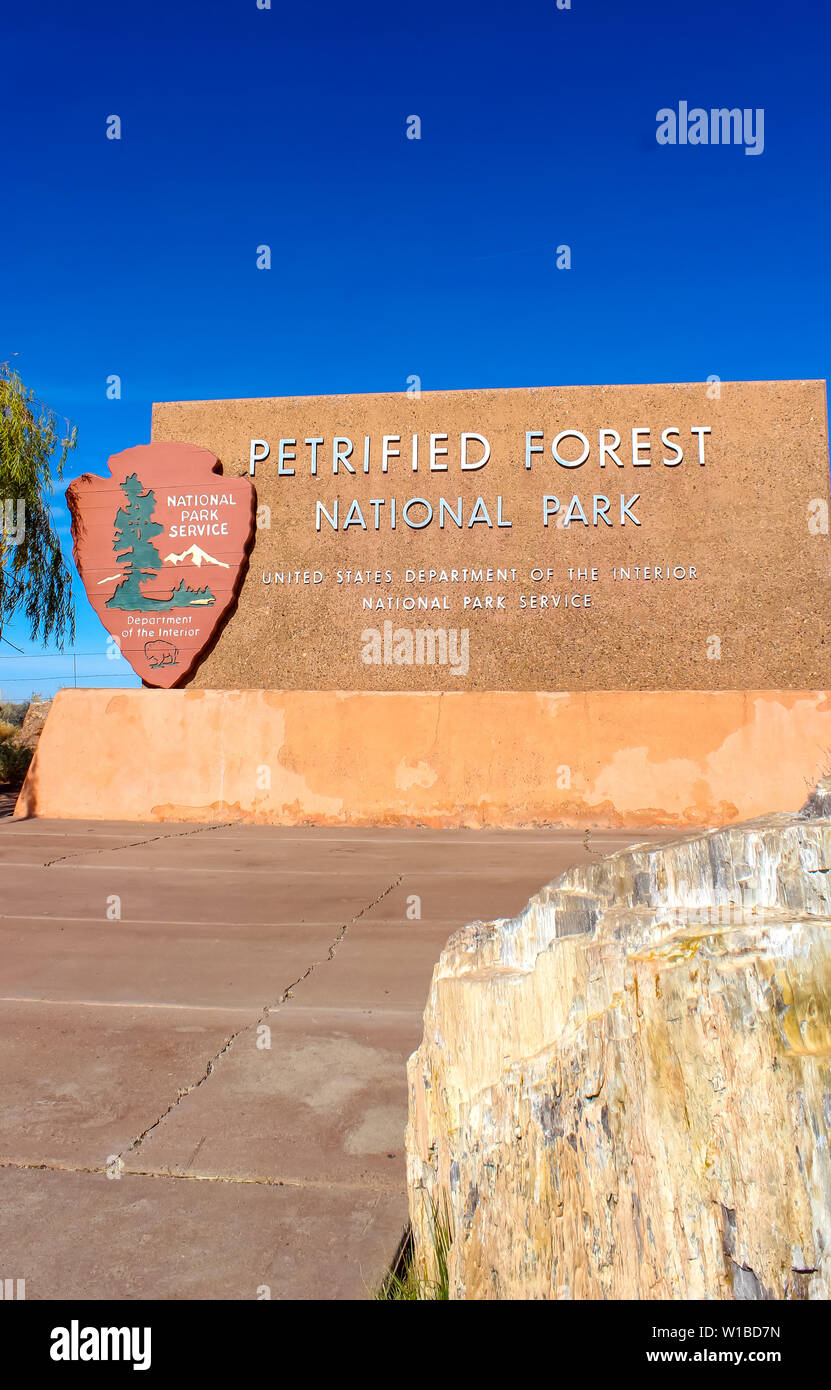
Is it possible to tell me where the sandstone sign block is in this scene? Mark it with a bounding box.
[152,380,830,692]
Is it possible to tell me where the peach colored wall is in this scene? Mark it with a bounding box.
[15,688,830,828]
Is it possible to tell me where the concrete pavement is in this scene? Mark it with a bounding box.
[0,815,680,1299]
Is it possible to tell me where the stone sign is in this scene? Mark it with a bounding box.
[68,442,255,687]
[138,380,829,691]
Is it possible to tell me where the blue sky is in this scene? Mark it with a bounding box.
[2,0,829,699]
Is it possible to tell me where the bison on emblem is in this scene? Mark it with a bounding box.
[144,639,179,670]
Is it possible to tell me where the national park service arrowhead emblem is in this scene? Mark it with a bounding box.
[67,442,255,687]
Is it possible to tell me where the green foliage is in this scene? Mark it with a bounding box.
[0,364,76,647]
[0,739,32,787]
[374,1194,453,1301]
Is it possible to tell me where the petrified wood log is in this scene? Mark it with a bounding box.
[406,814,831,1299]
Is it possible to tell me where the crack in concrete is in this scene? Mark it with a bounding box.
[0,996,252,1013]
[117,871,404,1168]
[0,1157,400,1192]
[40,820,235,869]
[279,870,404,999]
[582,829,606,857]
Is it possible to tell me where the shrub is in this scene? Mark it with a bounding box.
[0,740,33,788]
[0,702,26,728]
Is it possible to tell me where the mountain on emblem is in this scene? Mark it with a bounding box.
[67,442,255,688]
[163,545,230,569]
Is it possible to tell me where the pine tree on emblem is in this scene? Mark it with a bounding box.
[107,475,164,609]
[107,474,215,611]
